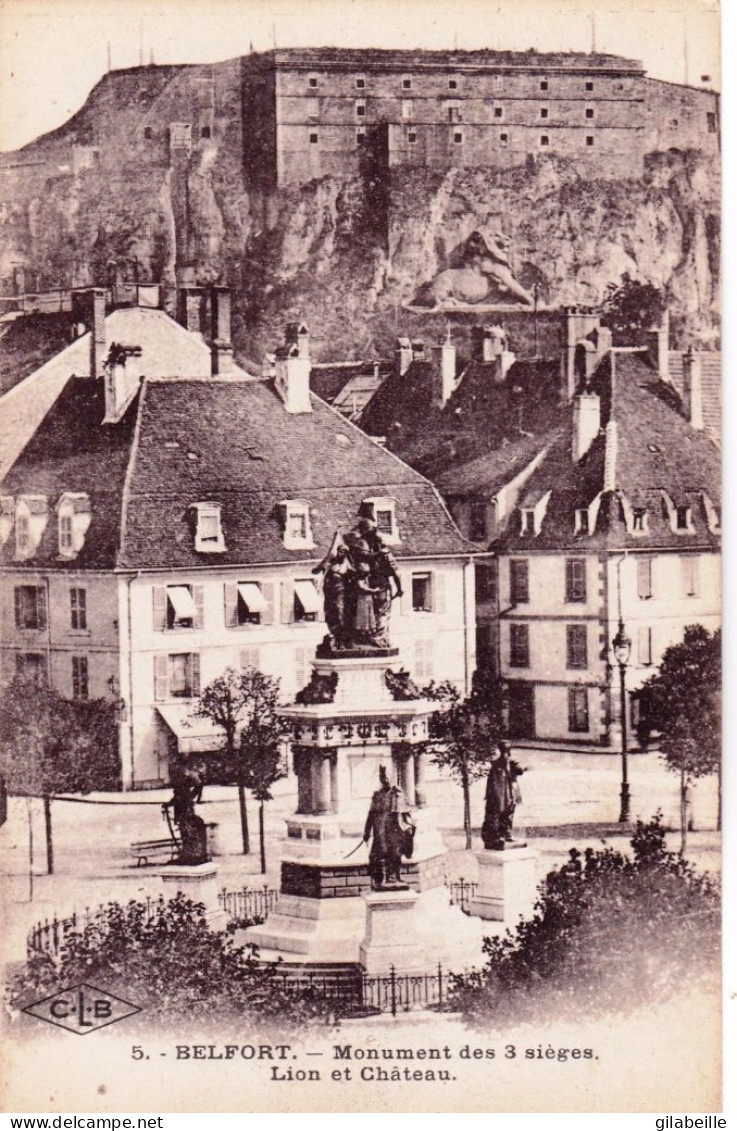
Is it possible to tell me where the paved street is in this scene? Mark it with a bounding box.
[1,747,720,964]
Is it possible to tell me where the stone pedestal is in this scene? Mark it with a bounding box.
[468,846,539,925]
[160,862,226,930]
[359,889,423,975]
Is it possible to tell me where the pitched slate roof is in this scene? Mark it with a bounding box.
[497,351,721,553]
[0,313,74,394]
[119,378,471,569]
[361,356,565,485]
[0,378,139,568]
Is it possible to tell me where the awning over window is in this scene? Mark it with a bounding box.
[157,704,223,754]
[294,579,320,615]
[237,582,266,613]
[167,586,196,619]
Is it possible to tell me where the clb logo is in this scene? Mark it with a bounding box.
[23,983,141,1034]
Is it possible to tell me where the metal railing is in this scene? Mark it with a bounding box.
[26,895,166,959]
[218,884,279,925]
[270,963,452,1017]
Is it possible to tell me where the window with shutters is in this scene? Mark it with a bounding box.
[411,572,432,612]
[681,555,699,597]
[225,580,273,627]
[509,623,530,668]
[160,584,203,630]
[568,686,589,732]
[638,626,653,666]
[566,624,588,669]
[637,558,653,600]
[72,655,89,700]
[510,559,529,605]
[414,638,434,680]
[14,586,47,630]
[295,646,308,692]
[565,558,586,603]
[155,652,200,700]
[70,587,87,631]
[294,578,321,622]
[240,647,261,672]
[362,497,399,542]
[15,652,46,684]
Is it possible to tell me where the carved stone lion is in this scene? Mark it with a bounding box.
[414,230,534,308]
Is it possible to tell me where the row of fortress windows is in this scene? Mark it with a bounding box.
[317,100,604,121]
[312,128,600,147]
[305,74,601,93]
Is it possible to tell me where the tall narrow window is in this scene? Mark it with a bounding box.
[59,513,73,553]
[510,624,530,668]
[510,559,529,605]
[568,687,589,732]
[681,555,699,597]
[70,587,87,630]
[637,558,653,600]
[566,624,588,669]
[565,558,586,603]
[638,626,653,666]
[14,586,47,630]
[72,655,89,700]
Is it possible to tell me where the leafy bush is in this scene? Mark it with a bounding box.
[10,894,335,1033]
[449,815,720,1026]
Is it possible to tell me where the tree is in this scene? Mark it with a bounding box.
[601,274,665,345]
[423,674,505,850]
[0,678,119,874]
[192,666,286,863]
[640,626,721,852]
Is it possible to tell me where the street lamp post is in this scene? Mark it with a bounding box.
[612,619,632,823]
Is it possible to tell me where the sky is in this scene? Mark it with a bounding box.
[0,0,721,152]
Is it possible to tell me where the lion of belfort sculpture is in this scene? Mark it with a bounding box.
[414,229,534,309]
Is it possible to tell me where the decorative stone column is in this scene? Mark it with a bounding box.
[396,744,415,805]
[294,746,313,814]
[414,746,427,807]
[313,752,332,814]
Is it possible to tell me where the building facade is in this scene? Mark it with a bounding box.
[241,48,719,188]
[0,307,477,788]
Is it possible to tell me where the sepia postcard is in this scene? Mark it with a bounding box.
[0,0,726,1116]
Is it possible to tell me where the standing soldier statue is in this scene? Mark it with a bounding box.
[481,741,525,850]
[363,765,415,889]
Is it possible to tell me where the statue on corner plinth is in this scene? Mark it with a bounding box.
[363,765,416,890]
[163,758,209,865]
[481,742,525,851]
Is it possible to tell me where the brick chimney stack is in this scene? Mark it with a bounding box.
[395,337,413,376]
[274,322,312,413]
[210,286,234,375]
[645,311,670,382]
[432,329,457,408]
[176,286,206,337]
[682,347,703,430]
[71,287,107,379]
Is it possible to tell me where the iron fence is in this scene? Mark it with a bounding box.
[270,963,452,1018]
[218,884,279,925]
[26,895,166,959]
[447,876,477,910]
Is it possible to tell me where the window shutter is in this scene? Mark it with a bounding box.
[295,646,307,691]
[37,587,47,631]
[153,586,167,631]
[192,585,205,629]
[638,626,652,666]
[261,581,276,625]
[154,654,168,701]
[241,647,261,672]
[400,575,412,616]
[281,579,294,624]
[14,588,22,628]
[224,582,239,627]
[432,571,445,615]
[191,653,201,697]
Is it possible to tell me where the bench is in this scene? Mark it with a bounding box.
[130,838,178,867]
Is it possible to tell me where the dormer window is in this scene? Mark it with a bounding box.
[574,508,589,535]
[194,502,225,553]
[675,505,691,531]
[702,493,721,533]
[57,492,91,558]
[14,495,48,560]
[362,497,399,543]
[633,507,648,533]
[520,509,534,534]
[281,501,314,550]
[0,496,13,548]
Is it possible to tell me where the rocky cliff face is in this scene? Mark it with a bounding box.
[0,65,720,363]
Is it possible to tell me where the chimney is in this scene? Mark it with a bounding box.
[177,286,206,336]
[210,286,233,375]
[274,323,312,413]
[572,391,601,461]
[71,287,107,378]
[682,347,703,430]
[102,342,143,424]
[603,420,618,492]
[432,329,456,408]
[562,306,601,400]
[645,311,670,382]
[395,337,413,376]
